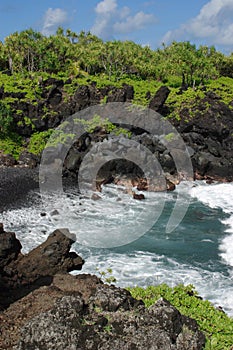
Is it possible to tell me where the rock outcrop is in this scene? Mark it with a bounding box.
[0,225,206,349]
[1,81,233,187]
[173,92,233,181]
[14,285,205,350]
[0,225,84,309]
[0,272,205,350]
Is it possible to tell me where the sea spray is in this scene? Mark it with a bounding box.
[1,181,233,316]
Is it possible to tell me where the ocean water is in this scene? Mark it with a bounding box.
[0,181,233,316]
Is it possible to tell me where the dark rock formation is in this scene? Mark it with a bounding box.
[133,193,145,200]
[173,93,233,181]
[14,285,205,350]
[0,224,22,268]
[0,225,84,309]
[0,228,205,349]
[149,85,170,113]
[1,79,233,183]
[18,151,39,168]
[0,152,17,167]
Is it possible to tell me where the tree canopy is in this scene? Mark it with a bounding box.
[0,28,232,85]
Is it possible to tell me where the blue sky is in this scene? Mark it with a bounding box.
[0,0,233,52]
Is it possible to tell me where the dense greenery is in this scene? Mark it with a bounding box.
[0,27,233,159]
[128,284,233,350]
[1,28,233,83]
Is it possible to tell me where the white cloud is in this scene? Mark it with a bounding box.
[162,0,233,47]
[42,8,68,36]
[91,0,156,40]
[95,0,117,15]
[114,11,155,34]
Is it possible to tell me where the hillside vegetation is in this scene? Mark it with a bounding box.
[0,28,233,159]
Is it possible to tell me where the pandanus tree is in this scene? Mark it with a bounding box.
[4,29,43,73]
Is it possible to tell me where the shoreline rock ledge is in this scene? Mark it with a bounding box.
[0,223,205,350]
[0,224,84,309]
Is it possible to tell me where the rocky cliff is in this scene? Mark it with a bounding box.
[1,78,232,184]
[0,223,205,350]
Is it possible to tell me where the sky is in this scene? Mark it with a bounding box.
[0,0,233,53]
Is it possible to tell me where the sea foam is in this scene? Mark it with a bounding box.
[190,182,233,268]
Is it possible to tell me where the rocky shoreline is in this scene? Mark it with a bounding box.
[0,224,206,349]
[0,80,232,349]
[1,82,233,194]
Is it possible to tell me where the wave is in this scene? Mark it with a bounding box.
[73,248,233,316]
[190,182,233,268]
[0,181,233,316]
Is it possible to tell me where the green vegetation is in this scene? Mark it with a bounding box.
[207,77,233,107]
[0,28,231,84]
[166,87,206,120]
[27,129,53,155]
[128,284,233,350]
[0,27,233,159]
[0,133,23,159]
[0,101,13,135]
[95,268,117,284]
[75,114,132,137]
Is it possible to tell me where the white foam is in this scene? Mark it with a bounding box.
[190,182,233,268]
[73,249,233,316]
[1,182,233,316]
[190,182,233,214]
[1,185,169,250]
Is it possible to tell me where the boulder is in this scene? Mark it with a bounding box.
[0,152,17,167]
[0,226,84,309]
[15,229,84,281]
[15,290,205,350]
[0,224,22,268]
[18,151,39,168]
[133,192,145,200]
[149,86,170,112]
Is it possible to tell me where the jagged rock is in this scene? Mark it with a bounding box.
[47,86,63,106]
[133,192,145,200]
[0,231,205,350]
[91,193,102,200]
[149,86,170,112]
[1,76,233,182]
[106,84,134,103]
[18,151,39,168]
[172,93,233,181]
[166,179,176,191]
[14,229,84,281]
[0,274,103,349]
[15,291,205,350]
[0,224,22,268]
[43,77,64,88]
[89,283,142,311]
[0,226,84,309]
[0,152,17,167]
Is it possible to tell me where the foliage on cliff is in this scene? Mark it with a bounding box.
[0,28,233,160]
[128,284,233,350]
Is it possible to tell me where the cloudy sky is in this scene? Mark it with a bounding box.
[0,0,233,52]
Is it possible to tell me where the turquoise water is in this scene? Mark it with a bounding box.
[1,181,233,315]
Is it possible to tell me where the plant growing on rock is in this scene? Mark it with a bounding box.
[0,101,13,135]
[128,284,233,350]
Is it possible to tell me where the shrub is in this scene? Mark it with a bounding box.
[0,101,13,135]
[128,284,233,350]
[27,129,53,155]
